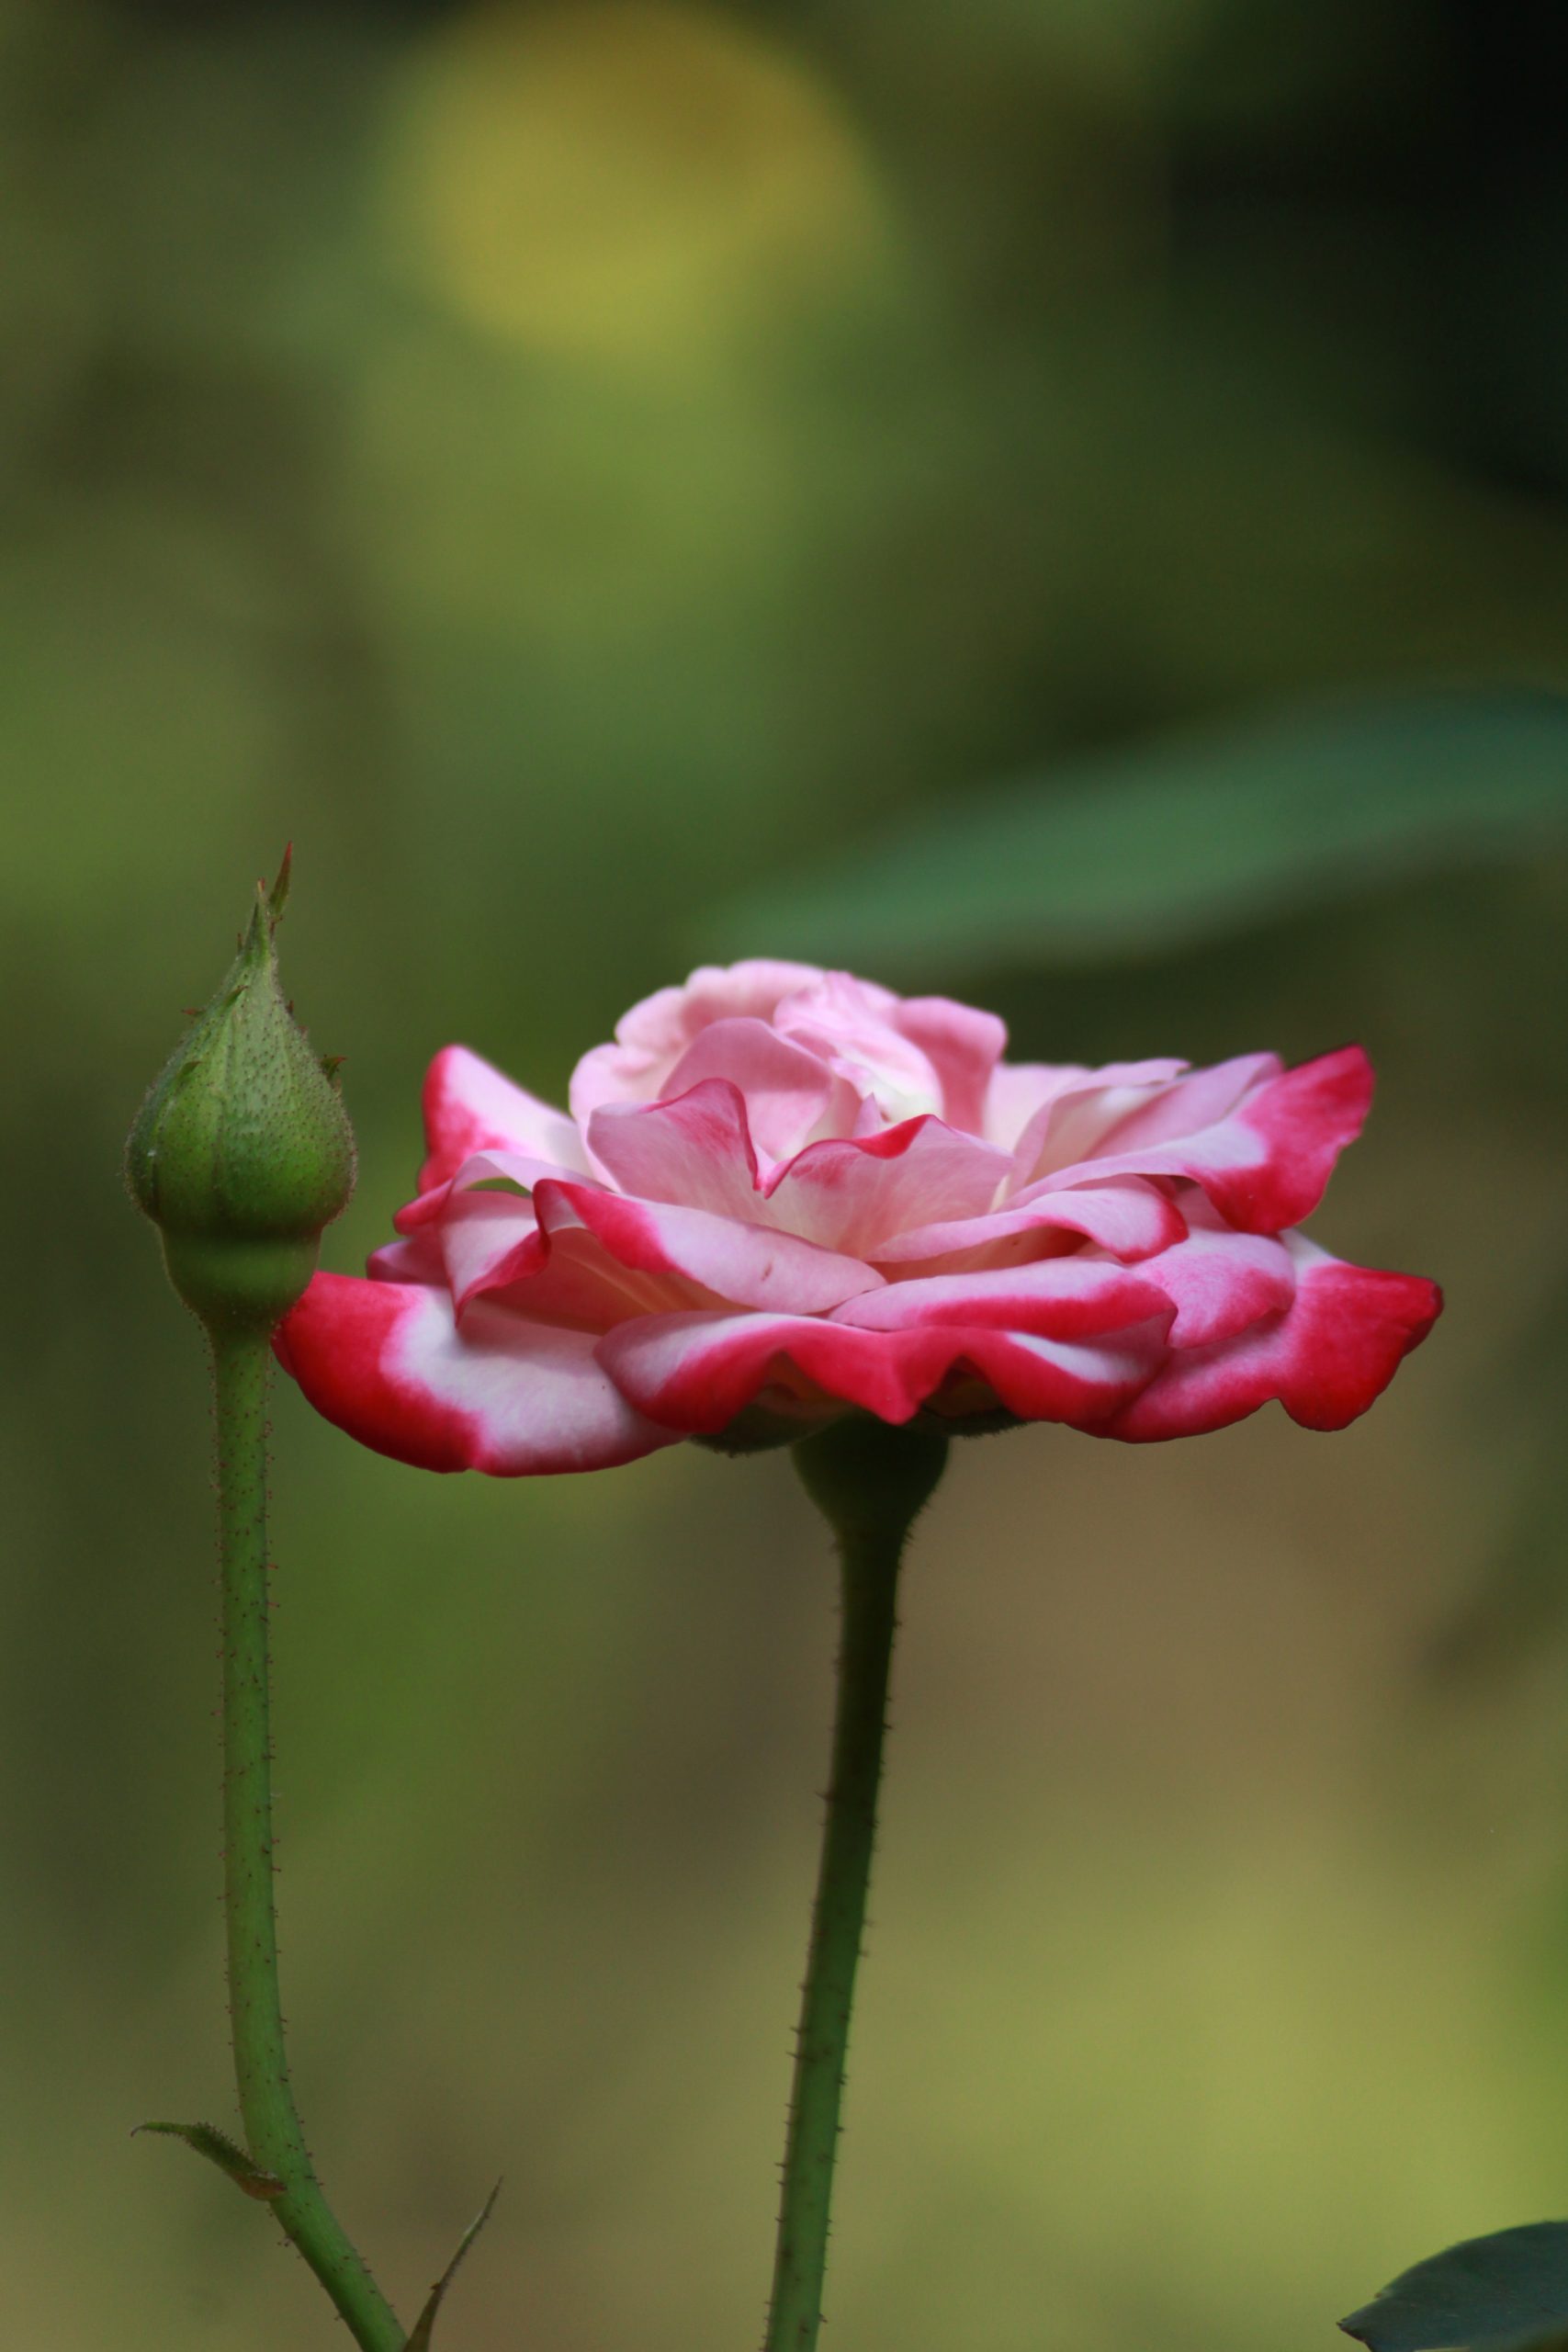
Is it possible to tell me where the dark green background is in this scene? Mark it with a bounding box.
[12,0,1568,2344]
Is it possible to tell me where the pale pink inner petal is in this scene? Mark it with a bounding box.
[483,1222,703,1329]
[773,973,946,1125]
[765,1118,1015,1256]
[435,1185,540,1307]
[620,960,823,1053]
[661,1018,836,1165]
[888,996,1008,1133]
[535,1180,883,1315]
[569,960,821,1130]
[586,1081,762,1217]
[830,1255,1173,1339]
[875,1177,1185,1275]
[1089,1052,1280,1156]
[1011,1059,1190,1187]
[983,1063,1089,1152]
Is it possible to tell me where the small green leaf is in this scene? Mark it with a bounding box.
[705,692,1568,978]
[132,2120,285,2201]
[1341,2222,1568,2351]
[404,2181,502,2351]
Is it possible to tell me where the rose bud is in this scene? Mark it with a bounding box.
[127,854,355,1332]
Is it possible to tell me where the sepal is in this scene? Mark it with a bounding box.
[131,2119,285,2202]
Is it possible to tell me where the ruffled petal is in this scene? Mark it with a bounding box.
[941,1326,1168,1425]
[597,1304,1167,1432]
[430,1188,690,1325]
[874,1176,1186,1272]
[586,1080,761,1216]
[1046,1046,1375,1234]
[276,1274,678,1474]
[765,1116,1015,1256]
[767,977,939,1123]
[568,961,820,1128]
[532,1180,884,1315]
[1010,1058,1192,1186]
[983,1062,1089,1152]
[418,1045,586,1193]
[1089,1052,1280,1154]
[661,1018,836,1163]
[887,996,1008,1133]
[367,1233,446,1284]
[1107,1238,1441,1441]
[1137,1208,1298,1348]
[430,1184,540,1306]
[393,1143,585,1237]
[830,1255,1174,1340]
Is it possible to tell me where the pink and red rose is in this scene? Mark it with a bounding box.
[276,962,1440,1473]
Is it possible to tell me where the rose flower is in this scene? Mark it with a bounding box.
[276,963,1440,1471]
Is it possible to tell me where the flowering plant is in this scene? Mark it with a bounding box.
[130,901,1441,2352]
[278,960,1439,1466]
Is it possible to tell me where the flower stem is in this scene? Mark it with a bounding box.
[765,1419,949,2352]
[210,1323,404,2352]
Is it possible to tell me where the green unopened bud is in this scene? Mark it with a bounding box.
[127,853,355,1331]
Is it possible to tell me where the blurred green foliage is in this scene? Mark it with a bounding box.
[11,0,1568,2346]
[710,692,1568,970]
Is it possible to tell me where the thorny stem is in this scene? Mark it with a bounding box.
[210,1323,404,2351]
[762,1419,949,2352]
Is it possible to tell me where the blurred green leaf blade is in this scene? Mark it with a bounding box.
[1341,2222,1568,2351]
[708,694,1568,977]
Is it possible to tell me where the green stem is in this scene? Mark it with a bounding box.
[210,1324,404,2352]
[764,1419,949,2352]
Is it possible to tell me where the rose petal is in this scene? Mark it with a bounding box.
[1046,1046,1375,1234]
[983,1062,1090,1152]
[661,1018,836,1163]
[1108,1238,1442,1440]
[831,1255,1174,1340]
[418,1045,586,1193]
[773,971,947,1123]
[276,1274,678,1474]
[587,1080,762,1216]
[533,1180,884,1315]
[394,1144,583,1238]
[1010,1058,1193,1186]
[765,1116,1015,1255]
[569,960,820,1128]
[1090,1052,1280,1154]
[430,1189,694,1325]
[367,1233,446,1284]
[598,1306,1165,1431]
[1137,1213,1298,1349]
[874,1177,1186,1272]
[889,996,1008,1133]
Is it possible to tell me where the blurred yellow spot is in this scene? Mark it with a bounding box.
[389,0,893,368]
